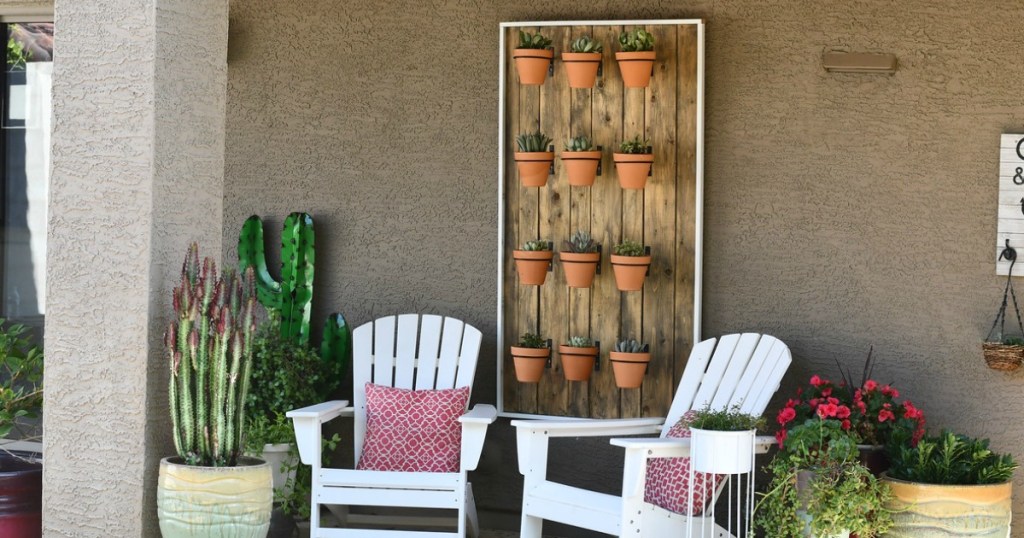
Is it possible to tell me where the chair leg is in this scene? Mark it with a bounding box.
[520,512,542,538]
[466,483,480,538]
[310,495,321,537]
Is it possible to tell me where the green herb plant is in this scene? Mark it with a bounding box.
[563,230,599,254]
[0,320,42,443]
[888,430,1017,485]
[613,239,645,257]
[518,31,552,50]
[521,240,550,252]
[613,338,648,353]
[6,36,29,70]
[517,131,553,153]
[619,135,651,154]
[566,336,593,348]
[518,332,548,349]
[689,405,766,431]
[570,35,603,53]
[619,28,655,52]
[564,135,595,152]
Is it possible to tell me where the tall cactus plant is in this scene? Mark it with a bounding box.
[238,213,350,381]
[166,243,259,467]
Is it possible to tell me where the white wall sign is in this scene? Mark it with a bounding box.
[998,134,1024,275]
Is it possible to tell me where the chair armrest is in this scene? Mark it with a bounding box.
[460,404,497,471]
[511,417,664,438]
[286,400,350,465]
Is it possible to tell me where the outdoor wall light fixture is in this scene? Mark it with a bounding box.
[822,51,898,74]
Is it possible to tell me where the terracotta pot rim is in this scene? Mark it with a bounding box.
[610,254,651,265]
[514,151,555,161]
[561,52,603,62]
[559,251,601,261]
[615,51,656,60]
[613,152,655,162]
[880,473,1013,489]
[513,249,554,260]
[558,345,598,355]
[560,151,602,160]
[514,48,554,59]
[609,351,651,363]
[510,346,551,358]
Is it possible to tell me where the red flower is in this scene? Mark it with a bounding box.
[881,385,899,398]
[821,387,832,397]
[810,375,823,387]
[878,409,895,422]
[786,398,800,408]
[809,398,820,408]
[841,419,852,430]
[857,400,867,413]
[818,403,838,418]
[777,407,796,425]
[836,405,851,419]
[827,397,839,405]
[864,380,878,391]
[776,429,787,448]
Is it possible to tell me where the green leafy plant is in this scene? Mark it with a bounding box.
[518,30,552,50]
[613,239,645,257]
[619,135,651,154]
[619,28,655,52]
[563,230,599,253]
[278,433,341,519]
[689,405,765,431]
[756,418,894,537]
[516,131,553,153]
[518,332,548,349]
[564,135,595,152]
[0,320,42,441]
[613,338,647,353]
[244,413,294,452]
[569,35,603,53]
[1001,337,1024,346]
[888,430,1017,485]
[6,36,29,70]
[521,240,550,252]
[565,336,593,348]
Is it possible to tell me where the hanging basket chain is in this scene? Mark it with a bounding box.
[987,256,1024,343]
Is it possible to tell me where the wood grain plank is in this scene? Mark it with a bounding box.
[503,27,523,412]
[674,24,699,402]
[640,24,678,418]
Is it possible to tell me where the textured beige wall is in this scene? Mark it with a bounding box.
[45,0,228,536]
[224,0,1024,533]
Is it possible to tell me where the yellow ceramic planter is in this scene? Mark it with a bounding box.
[882,475,1011,537]
[157,456,272,538]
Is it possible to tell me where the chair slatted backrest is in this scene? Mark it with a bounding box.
[352,314,483,461]
[662,334,791,437]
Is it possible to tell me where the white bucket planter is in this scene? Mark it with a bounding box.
[689,428,756,474]
[254,443,298,494]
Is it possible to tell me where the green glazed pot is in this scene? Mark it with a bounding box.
[157,456,272,538]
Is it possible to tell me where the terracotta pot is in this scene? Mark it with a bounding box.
[559,251,600,288]
[514,151,554,187]
[610,254,651,291]
[561,52,602,88]
[513,48,554,85]
[613,153,654,189]
[158,456,273,538]
[609,351,650,388]
[559,345,598,381]
[0,451,41,538]
[513,249,553,285]
[511,346,549,383]
[560,150,602,186]
[615,51,656,88]
[882,475,1012,537]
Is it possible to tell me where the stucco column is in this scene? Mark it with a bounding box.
[44,0,228,535]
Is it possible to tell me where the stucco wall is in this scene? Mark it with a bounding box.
[224,0,1024,534]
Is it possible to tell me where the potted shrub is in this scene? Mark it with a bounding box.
[608,338,649,389]
[0,320,42,538]
[512,240,553,286]
[157,243,273,538]
[610,239,651,291]
[513,30,553,85]
[510,332,550,383]
[616,28,655,88]
[756,418,894,538]
[883,431,1017,537]
[562,35,603,88]
[613,135,654,189]
[560,230,600,288]
[515,131,554,187]
[688,406,765,474]
[560,135,602,187]
[558,336,598,381]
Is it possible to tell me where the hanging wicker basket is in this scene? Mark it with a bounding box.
[984,245,1024,372]
[982,343,1024,371]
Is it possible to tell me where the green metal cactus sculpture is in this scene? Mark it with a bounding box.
[166,243,259,467]
[237,213,350,381]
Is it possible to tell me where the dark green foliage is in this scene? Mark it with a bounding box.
[566,336,592,347]
[563,230,598,253]
[0,320,42,440]
[518,332,547,348]
[564,135,594,152]
[619,135,651,154]
[689,405,765,431]
[613,239,645,256]
[518,30,552,50]
[613,338,647,353]
[517,131,553,152]
[619,28,655,52]
[521,240,550,251]
[888,430,1018,485]
[569,35,603,53]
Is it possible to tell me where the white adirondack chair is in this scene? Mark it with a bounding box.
[287,314,497,538]
[512,333,791,538]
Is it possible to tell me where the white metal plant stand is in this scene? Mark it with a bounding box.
[687,429,756,538]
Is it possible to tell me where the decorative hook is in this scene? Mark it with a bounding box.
[1000,239,1017,262]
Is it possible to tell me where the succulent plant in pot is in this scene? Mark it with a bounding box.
[559,230,601,288]
[514,130,554,187]
[562,35,603,88]
[613,135,654,189]
[513,30,554,85]
[616,28,656,88]
[609,338,649,389]
[512,240,554,286]
[559,135,602,187]
[510,332,550,383]
[610,239,651,291]
[558,336,598,382]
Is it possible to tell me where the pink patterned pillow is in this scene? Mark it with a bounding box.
[644,410,722,515]
[356,383,470,473]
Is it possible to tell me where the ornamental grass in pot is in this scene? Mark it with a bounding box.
[560,135,601,187]
[613,136,654,189]
[562,35,603,88]
[608,338,649,389]
[513,31,553,85]
[0,320,43,538]
[510,332,550,383]
[514,131,554,187]
[559,230,600,288]
[610,239,651,291]
[688,406,765,475]
[558,336,597,381]
[512,240,553,286]
[157,243,273,538]
[615,28,655,88]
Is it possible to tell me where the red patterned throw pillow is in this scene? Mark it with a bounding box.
[643,410,722,515]
[356,383,471,473]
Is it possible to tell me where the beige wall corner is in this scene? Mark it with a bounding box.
[44,0,228,536]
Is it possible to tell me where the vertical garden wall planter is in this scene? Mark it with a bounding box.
[513,48,554,85]
[511,346,550,383]
[514,151,554,186]
[613,153,654,189]
[563,52,602,88]
[561,150,602,186]
[610,252,651,291]
[513,246,553,285]
[615,51,656,88]
[559,344,598,381]
[560,251,600,288]
[609,350,650,388]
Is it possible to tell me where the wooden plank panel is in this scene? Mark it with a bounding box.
[587,24,624,419]
[673,24,700,403]
[502,27,522,412]
[640,24,678,418]
[539,26,573,416]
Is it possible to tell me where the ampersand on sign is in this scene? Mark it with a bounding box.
[1015,167,1024,185]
